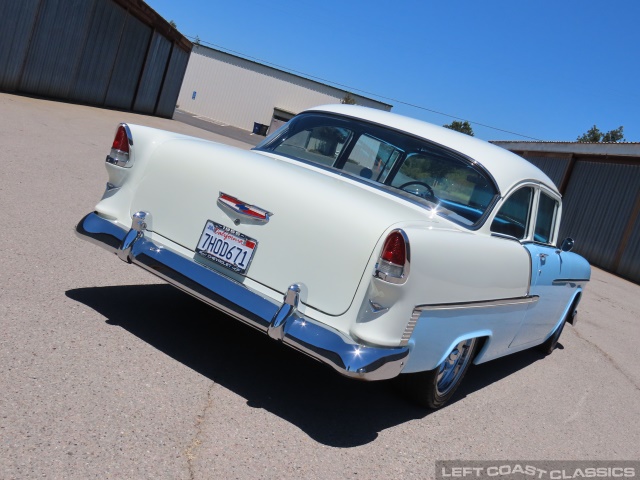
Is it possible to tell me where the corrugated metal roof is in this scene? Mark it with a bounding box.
[491,141,640,157]
[111,0,191,52]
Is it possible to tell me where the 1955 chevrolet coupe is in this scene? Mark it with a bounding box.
[76,104,590,408]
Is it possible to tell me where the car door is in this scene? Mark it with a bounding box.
[510,190,567,347]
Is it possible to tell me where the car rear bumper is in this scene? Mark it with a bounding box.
[75,212,409,381]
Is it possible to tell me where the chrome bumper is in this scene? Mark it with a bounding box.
[75,212,409,381]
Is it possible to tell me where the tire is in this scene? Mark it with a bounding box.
[537,318,566,355]
[398,337,478,409]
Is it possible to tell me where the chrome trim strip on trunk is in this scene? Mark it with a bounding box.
[75,212,409,381]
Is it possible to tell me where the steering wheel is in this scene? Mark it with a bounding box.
[398,181,436,200]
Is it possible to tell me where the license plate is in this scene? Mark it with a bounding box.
[195,221,257,274]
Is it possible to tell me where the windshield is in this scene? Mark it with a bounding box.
[254,112,498,227]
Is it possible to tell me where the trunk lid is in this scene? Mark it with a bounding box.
[131,139,429,315]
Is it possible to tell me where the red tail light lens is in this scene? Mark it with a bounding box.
[112,125,129,153]
[381,231,406,266]
[106,124,133,167]
[374,230,410,284]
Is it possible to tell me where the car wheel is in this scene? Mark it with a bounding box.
[399,337,478,409]
[537,318,566,355]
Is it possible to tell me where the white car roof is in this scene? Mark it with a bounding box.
[306,104,559,196]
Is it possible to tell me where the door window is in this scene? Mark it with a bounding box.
[491,187,533,239]
[534,192,558,244]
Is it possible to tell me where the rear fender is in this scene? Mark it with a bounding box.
[95,125,214,226]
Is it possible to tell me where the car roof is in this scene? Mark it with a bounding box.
[306,104,559,196]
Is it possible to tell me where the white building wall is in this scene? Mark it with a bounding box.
[177,45,391,131]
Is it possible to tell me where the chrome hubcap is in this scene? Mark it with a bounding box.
[436,338,475,396]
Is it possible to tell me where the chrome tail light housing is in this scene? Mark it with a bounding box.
[374,229,410,284]
[106,123,133,167]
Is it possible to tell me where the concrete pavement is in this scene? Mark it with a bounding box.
[1,93,638,480]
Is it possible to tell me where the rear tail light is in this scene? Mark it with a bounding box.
[374,230,410,284]
[106,124,133,167]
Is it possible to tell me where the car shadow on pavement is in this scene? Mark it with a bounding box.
[66,284,548,447]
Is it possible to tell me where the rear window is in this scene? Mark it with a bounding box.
[255,112,498,228]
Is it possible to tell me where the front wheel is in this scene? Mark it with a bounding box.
[398,337,478,409]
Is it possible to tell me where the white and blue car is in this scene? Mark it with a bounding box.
[76,104,590,408]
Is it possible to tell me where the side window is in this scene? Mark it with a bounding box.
[272,125,352,167]
[491,187,533,239]
[342,134,402,181]
[534,193,558,244]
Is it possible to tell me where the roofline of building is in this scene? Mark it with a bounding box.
[191,43,393,109]
[113,0,192,52]
[490,141,640,157]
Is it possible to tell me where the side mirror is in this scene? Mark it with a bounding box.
[560,237,574,252]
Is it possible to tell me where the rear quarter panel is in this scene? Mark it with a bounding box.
[351,226,532,355]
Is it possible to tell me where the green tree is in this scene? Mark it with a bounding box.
[577,125,602,142]
[443,120,474,136]
[577,125,625,143]
[602,126,625,142]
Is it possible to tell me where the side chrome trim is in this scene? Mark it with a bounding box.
[490,232,521,242]
[552,279,589,287]
[414,295,539,313]
[400,308,421,346]
[523,245,534,296]
[402,296,539,346]
[75,212,409,381]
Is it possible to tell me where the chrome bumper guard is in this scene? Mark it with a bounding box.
[76,212,409,381]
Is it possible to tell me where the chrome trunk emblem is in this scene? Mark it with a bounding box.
[217,192,273,225]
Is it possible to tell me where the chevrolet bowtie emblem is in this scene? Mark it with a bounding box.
[217,192,273,225]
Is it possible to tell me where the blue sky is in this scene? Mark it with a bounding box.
[147,0,639,141]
